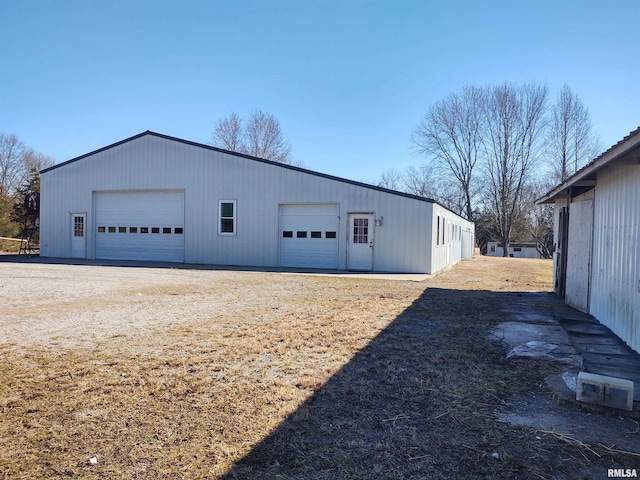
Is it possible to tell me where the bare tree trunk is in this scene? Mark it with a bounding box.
[483,83,548,257]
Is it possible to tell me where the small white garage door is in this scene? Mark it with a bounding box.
[95,191,185,262]
[280,204,339,269]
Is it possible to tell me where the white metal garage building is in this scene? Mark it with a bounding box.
[40,131,474,274]
[537,126,640,353]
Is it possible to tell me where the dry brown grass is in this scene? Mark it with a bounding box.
[0,256,633,478]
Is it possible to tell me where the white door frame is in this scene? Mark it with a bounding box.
[70,212,86,258]
[347,212,375,271]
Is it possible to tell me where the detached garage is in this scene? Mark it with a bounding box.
[40,131,474,274]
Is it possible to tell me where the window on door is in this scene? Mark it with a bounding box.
[74,216,84,237]
[353,218,369,243]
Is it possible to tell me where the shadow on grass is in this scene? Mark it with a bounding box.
[220,288,582,480]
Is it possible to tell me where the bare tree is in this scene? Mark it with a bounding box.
[511,181,554,258]
[547,84,600,183]
[0,133,54,237]
[402,164,466,215]
[0,133,31,197]
[377,168,403,190]
[211,112,243,152]
[210,110,292,164]
[244,110,292,164]
[483,82,548,256]
[403,163,441,199]
[411,85,484,221]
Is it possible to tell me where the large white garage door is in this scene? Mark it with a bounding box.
[280,204,339,269]
[95,191,184,262]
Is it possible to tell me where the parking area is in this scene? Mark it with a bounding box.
[0,258,428,350]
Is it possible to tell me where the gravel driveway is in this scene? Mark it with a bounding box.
[0,259,422,351]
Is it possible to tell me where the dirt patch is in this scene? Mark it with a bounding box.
[1,257,638,478]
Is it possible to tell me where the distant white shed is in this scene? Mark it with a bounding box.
[40,131,475,274]
[537,127,640,353]
[486,242,542,258]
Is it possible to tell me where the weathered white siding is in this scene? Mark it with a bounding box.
[40,133,473,274]
[590,164,640,352]
[565,198,593,312]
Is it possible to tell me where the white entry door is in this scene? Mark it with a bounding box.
[347,213,374,271]
[70,213,86,258]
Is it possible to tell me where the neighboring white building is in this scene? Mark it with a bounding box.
[40,131,474,274]
[537,126,640,353]
[486,242,542,259]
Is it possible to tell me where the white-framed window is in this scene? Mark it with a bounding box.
[218,200,237,235]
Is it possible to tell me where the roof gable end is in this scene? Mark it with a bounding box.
[40,130,443,207]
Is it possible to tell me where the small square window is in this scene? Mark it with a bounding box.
[175,227,183,234]
[119,226,126,233]
[141,227,148,233]
[129,227,138,233]
[513,247,522,252]
[283,231,293,238]
[151,227,160,234]
[311,231,321,238]
[221,219,234,233]
[325,231,337,239]
[296,231,307,238]
[98,226,106,233]
[163,227,171,234]
[108,226,116,233]
[220,202,234,218]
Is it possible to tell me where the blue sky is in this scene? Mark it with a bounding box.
[1,0,638,184]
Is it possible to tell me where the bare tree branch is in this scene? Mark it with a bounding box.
[546,84,601,183]
[0,133,31,197]
[210,110,293,164]
[245,110,292,164]
[377,168,403,190]
[211,112,243,152]
[411,85,484,221]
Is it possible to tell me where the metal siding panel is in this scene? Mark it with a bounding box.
[565,199,593,312]
[590,164,640,353]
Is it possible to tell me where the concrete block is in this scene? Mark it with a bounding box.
[576,372,634,411]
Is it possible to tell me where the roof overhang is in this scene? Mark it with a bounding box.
[536,126,640,204]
